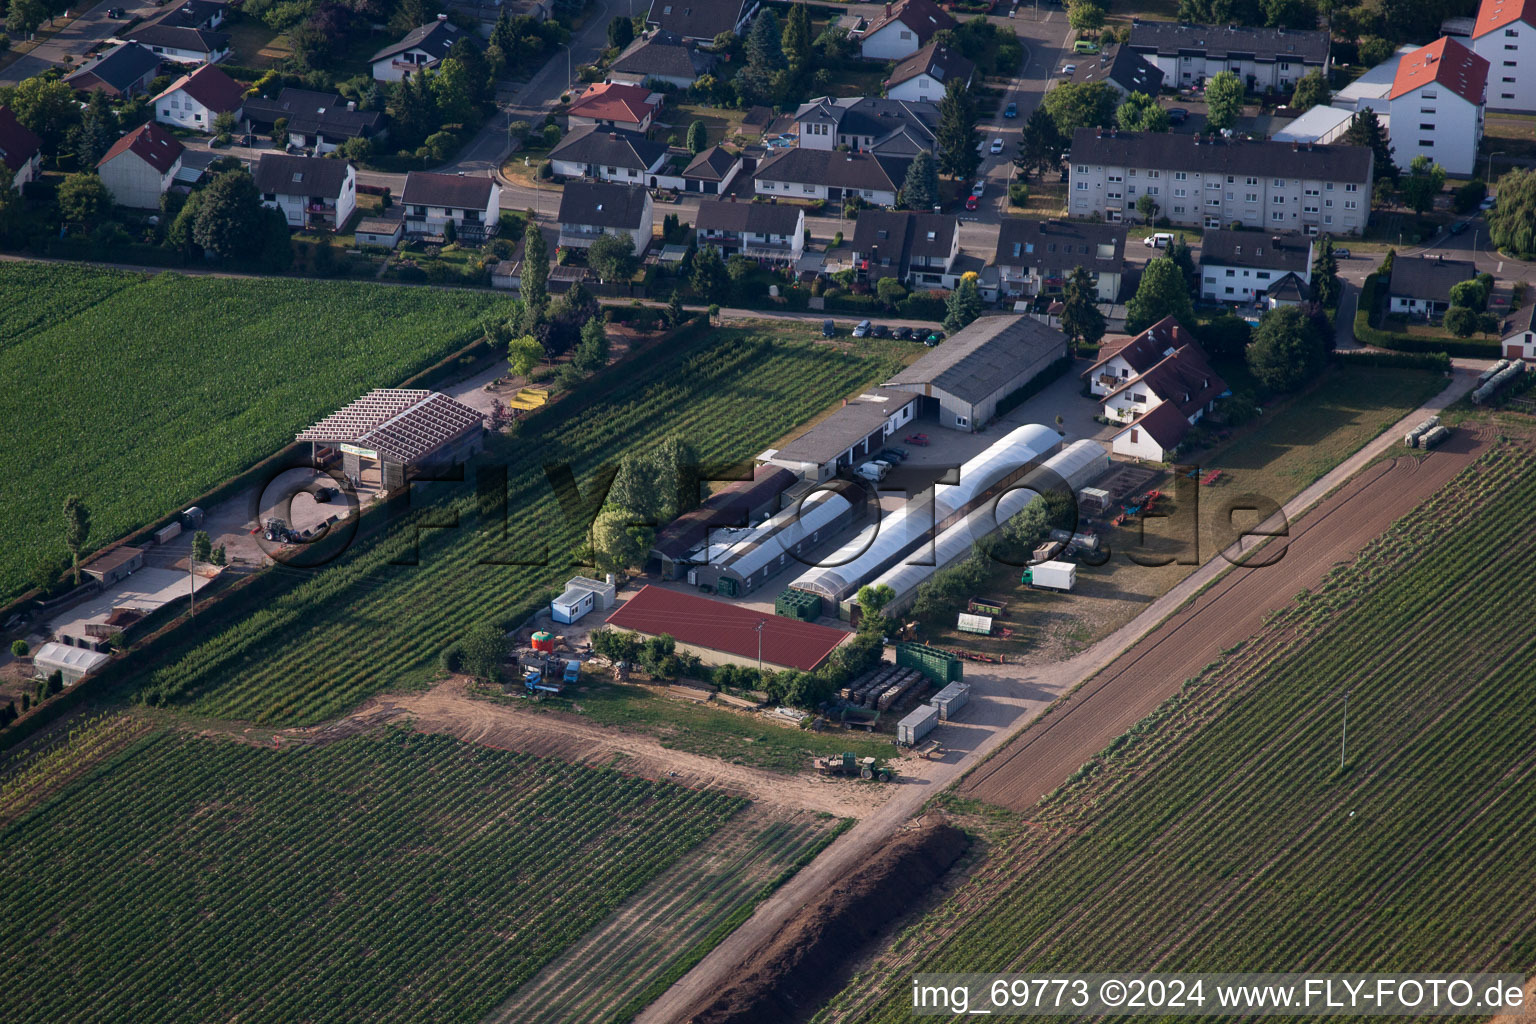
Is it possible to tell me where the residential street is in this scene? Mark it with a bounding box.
[0,0,160,86]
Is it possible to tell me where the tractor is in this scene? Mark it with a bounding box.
[813,751,895,782]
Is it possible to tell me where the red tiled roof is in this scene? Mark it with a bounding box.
[865,0,955,48]
[0,105,41,173]
[157,63,244,114]
[1389,37,1488,105]
[604,585,849,672]
[1473,0,1536,38]
[98,121,183,174]
[568,82,657,125]
[1082,315,1198,377]
[1116,401,1192,452]
[1104,342,1227,417]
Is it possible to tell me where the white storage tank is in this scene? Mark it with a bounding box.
[930,681,971,721]
[898,703,940,746]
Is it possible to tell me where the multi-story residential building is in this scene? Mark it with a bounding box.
[556,180,654,254]
[991,218,1126,301]
[1387,37,1488,177]
[254,153,357,231]
[850,209,961,289]
[1068,45,1164,98]
[1198,230,1313,303]
[549,126,670,187]
[95,122,183,209]
[793,96,938,157]
[153,64,243,133]
[1081,316,1229,461]
[1470,0,1536,111]
[694,199,805,265]
[1067,128,1374,236]
[858,0,955,61]
[1126,21,1329,92]
[754,148,911,207]
[401,171,501,241]
[370,16,484,82]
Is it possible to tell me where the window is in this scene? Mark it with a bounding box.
[803,185,814,193]
[1147,186,1159,196]
[1305,188,1319,196]
[1506,43,1519,49]
[900,29,912,38]
[1256,271,1270,280]
[1304,204,1319,214]
[1325,198,1333,207]
[1419,123,1434,131]
[1344,183,1358,192]
[1225,268,1235,277]
[1174,205,1186,214]
[1423,90,1438,98]
[1272,195,1286,205]
[1224,287,1234,295]
[1505,60,1518,66]
[1271,211,1287,221]
[1325,214,1333,224]
[1246,176,1258,185]
[1246,193,1258,202]
[1108,173,1123,182]
[1420,107,1436,114]
[1147,170,1159,178]
[1131,392,1146,403]
[1419,139,1433,147]
[1174,171,1187,180]
[1273,179,1286,187]
[1343,199,1358,209]
[955,415,969,427]
[1508,27,1520,35]
[1505,76,1517,82]
[1206,198,1221,207]
[1075,164,1087,173]
[1505,92,1517,99]
[1173,187,1187,197]
[1075,181,1089,190]
[1325,182,1334,190]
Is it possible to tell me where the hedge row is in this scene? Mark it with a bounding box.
[1353,273,1503,358]
[1333,349,1452,372]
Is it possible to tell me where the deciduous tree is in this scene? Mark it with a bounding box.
[1125,257,1195,334]
[1116,91,1170,132]
[1204,70,1244,130]
[507,334,544,376]
[62,495,89,586]
[1246,305,1325,392]
[686,119,707,155]
[57,173,111,230]
[587,231,637,283]
[1290,70,1330,113]
[1043,81,1118,136]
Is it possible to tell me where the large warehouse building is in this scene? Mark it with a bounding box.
[883,315,1069,432]
[604,585,849,672]
[297,389,484,492]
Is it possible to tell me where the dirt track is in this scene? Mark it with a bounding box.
[322,679,886,818]
[958,426,1492,810]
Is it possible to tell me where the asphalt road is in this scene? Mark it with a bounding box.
[0,0,160,86]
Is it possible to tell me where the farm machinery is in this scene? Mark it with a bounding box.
[262,517,300,543]
[814,751,896,782]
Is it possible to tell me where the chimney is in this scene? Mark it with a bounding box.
[437,11,447,19]
[347,100,356,111]
[885,1,892,15]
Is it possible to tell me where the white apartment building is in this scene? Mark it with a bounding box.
[1387,37,1488,178]
[1126,21,1329,92]
[1067,128,1374,237]
[1470,0,1536,112]
[1197,229,1313,303]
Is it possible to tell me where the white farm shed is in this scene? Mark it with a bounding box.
[32,643,111,685]
[552,577,617,624]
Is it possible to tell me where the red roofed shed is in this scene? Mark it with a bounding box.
[604,585,849,672]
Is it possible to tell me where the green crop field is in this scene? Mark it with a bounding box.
[821,438,1536,1022]
[0,262,500,600]
[0,728,746,1024]
[135,326,909,725]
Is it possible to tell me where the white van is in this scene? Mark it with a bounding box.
[855,460,891,482]
[1143,232,1175,248]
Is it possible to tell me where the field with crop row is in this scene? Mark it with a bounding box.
[0,728,747,1024]
[0,263,501,599]
[136,326,908,725]
[820,438,1536,1022]
[492,807,847,1024]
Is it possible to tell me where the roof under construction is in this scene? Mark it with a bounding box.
[296,389,483,463]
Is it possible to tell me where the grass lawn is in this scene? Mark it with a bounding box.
[818,66,889,100]
[659,102,750,148]
[476,679,897,771]
[911,366,1445,661]
[223,18,289,68]
[1481,112,1536,176]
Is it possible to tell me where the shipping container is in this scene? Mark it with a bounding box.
[898,704,939,746]
[896,642,964,684]
[930,681,971,720]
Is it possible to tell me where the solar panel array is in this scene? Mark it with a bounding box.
[296,389,482,463]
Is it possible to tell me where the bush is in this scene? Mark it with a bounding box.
[10,639,27,657]
[1008,182,1030,208]
[438,642,464,675]
[1452,179,1487,215]
[1332,350,1451,372]
[896,291,947,321]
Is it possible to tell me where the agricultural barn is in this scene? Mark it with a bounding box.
[883,315,1070,432]
[296,389,484,492]
[649,465,797,578]
[604,585,849,672]
[763,387,917,482]
[80,546,145,587]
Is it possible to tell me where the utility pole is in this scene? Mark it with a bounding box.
[1340,689,1350,770]
[755,619,765,677]
[189,536,197,622]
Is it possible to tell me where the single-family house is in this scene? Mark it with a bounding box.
[754,147,911,206]
[96,122,183,209]
[793,96,939,156]
[695,198,804,264]
[1386,37,1488,178]
[1084,318,1229,461]
[63,43,161,97]
[992,218,1126,301]
[681,145,742,194]
[1500,301,1536,360]
[125,5,230,65]
[1068,45,1165,98]
[1126,20,1330,92]
[242,88,386,154]
[401,171,501,240]
[644,0,758,44]
[253,153,357,231]
[884,41,974,103]
[371,15,485,82]
[1386,256,1478,317]
[1198,230,1313,303]
[859,0,955,61]
[1469,0,1536,111]
[609,29,715,88]
[0,106,42,190]
[850,209,960,289]
[549,125,669,185]
[556,180,654,253]
[566,82,661,132]
[153,63,243,132]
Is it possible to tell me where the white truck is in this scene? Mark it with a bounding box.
[1023,560,1076,592]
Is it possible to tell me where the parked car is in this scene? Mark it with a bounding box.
[878,448,906,464]
[1004,102,1018,118]
[990,137,1005,154]
[971,181,986,196]
[1143,232,1174,248]
[106,6,125,15]
[872,323,891,337]
[1333,246,1351,258]
[821,319,836,337]
[1168,107,1189,125]
[904,433,931,446]
[883,445,909,460]
[924,331,944,346]
[1480,195,1496,210]
[894,326,915,340]
[1059,64,1077,76]
[1073,39,1100,53]
[853,319,872,337]
[1450,220,1470,235]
